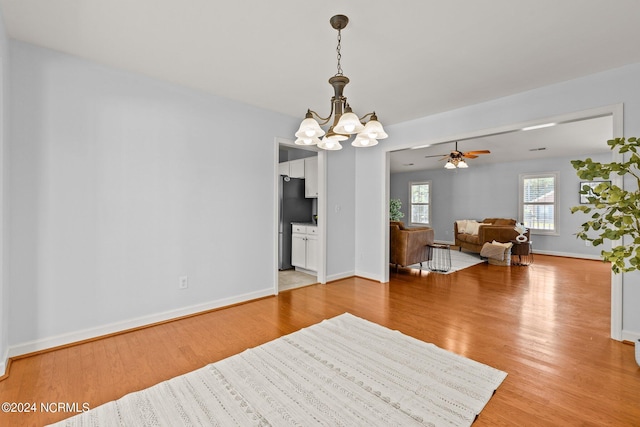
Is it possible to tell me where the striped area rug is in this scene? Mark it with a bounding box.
[411,248,485,274]
[50,313,506,426]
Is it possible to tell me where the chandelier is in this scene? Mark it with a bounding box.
[294,15,388,151]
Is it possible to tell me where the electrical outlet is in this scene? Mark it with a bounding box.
[585,240,592,247]
[179,276,188,289]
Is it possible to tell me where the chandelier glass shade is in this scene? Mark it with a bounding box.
[295,15,387,151]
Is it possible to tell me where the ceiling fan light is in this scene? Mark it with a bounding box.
[352,134,378,147]
[361,119,388,140]
[334,111,365,134]
[295,117,326,138]
[444,161,456,169]
[457,160,469,168]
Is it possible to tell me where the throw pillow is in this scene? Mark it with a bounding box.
[456,219,468,234]
[465,221,481,235]
[491,240,514,249]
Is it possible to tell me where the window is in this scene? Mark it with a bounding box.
[409,181,431,225]
[519,173,558,234]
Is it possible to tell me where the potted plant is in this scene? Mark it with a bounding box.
[570,137,640,274]
[390,199,404,222]
[571,137,640,366]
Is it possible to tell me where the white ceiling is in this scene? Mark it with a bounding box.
[390,115,613,173]
[0,1,634,170]
[1,0,639,127]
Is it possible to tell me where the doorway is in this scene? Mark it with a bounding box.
[276,140,320,292]
[385,105,623,339]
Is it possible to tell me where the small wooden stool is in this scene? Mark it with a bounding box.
[510,240,533,266]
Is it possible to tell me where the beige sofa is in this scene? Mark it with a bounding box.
[454,218,529,253]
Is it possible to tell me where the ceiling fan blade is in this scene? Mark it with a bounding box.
[463,153,479,159]
[465,150,491,155]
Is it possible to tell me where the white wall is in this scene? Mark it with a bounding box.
[356,63,640,340]
[7,41,299,356]
[391,152,612,258]
[0,10,10,376]
[5,35,640,367]
[324,146,356,281]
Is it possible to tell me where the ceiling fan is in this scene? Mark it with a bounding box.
[425,141,490,169]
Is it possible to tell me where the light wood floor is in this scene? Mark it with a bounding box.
[1,255,639,426]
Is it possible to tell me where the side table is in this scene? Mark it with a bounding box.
[426,243,452,273]
[510,240,533,266]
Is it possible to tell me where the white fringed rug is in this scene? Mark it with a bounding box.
[50,313,506,427]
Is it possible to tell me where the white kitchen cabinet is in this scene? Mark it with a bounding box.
[291,224,318,272]
[304,156,318,198]
[305,228,318,271]
[278,161,290,176]
[279,159,305,178]
[289,159,305,178]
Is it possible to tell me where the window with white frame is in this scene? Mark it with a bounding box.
[519,173,558,233]
[409,181,431,225]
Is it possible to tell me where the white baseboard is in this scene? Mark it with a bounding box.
[352,269,383,283]
[0,347,8,377]
[437,241,602,261]
[326,270,356,283]
[622,329,640,344]
[7,288,275,360]
[531,249,601,260]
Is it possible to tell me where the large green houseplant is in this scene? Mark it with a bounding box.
[390,199,404,222]
[570,137,640,273]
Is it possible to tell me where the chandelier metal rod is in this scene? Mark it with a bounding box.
[306,108,334,126]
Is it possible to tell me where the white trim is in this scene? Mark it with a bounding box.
[0,347,7,377]
[621,329,640,344]
[531,249,603,260]
[273,137,281,295]
[610,103,624,341]
[8,288,275,359]
[394,104,623,154]
[408,180,432,227]
[431,243,603,260]
[382,152,391,283]
[317,150,327,284]
[518,171,559,234]
[326,270,357,283]
[273,137,327,287]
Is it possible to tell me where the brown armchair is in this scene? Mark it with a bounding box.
[390,221,435,268]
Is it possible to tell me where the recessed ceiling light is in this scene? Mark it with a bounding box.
[522,123,556,131]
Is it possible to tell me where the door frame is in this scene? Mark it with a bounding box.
[383,104,624,340]
[273,137,326,295]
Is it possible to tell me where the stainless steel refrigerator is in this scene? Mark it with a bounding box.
[278,177,313,270]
